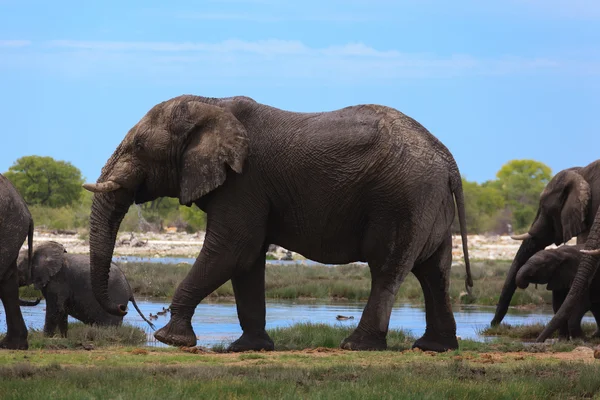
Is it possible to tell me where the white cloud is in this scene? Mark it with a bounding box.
[0,40,31,48]
[1,39,597,85]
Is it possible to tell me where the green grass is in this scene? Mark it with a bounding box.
[112,259,553,309]
[0,323,147,350]
[266,322,413,351]
[2,349,600,399]
[2,322,600,399]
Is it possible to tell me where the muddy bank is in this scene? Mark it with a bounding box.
[25,230,575,261]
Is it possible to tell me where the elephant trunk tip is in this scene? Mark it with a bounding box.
[116,304,128,316]
[104,303,128,317]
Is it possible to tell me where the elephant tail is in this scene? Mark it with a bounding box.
[450,168,473,296]
[129,295,156,330]
[27,219,34,278]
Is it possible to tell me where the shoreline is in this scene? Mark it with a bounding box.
[25,230,560,261]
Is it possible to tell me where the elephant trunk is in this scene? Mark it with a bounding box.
[89,191,132,316]
[537,208,600,342]
[491,238,547,326]
[19,298,41,306]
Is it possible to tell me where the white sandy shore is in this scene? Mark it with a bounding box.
[23,230,576,261]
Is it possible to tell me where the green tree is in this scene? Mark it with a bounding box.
[460,177,505,233]
[495,159,552,232]
[179,204,207,232]
[4,156,84,207]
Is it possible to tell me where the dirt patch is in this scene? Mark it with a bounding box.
[466,347,598,364]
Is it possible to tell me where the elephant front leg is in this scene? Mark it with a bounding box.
[227,251,274,352]
[0,264,28,350]
[43,292,67,337]
[551,291,570,340]
[154,239,260,347]
[154,205,268,348]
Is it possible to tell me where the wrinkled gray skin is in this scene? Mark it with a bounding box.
[0,173,34,350]
[492,160,600,327]
[84,95,472,352]
[515,245,600,339]
[17,241,154,337]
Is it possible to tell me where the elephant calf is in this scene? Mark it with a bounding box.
[516,245,600,339]
[18,241,154,337]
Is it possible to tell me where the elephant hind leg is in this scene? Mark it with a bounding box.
[0,262,28,350]
[411,235,458,352]
[340,249,416,351]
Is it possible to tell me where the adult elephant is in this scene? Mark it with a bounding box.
[83,95,472,352]
[537,208,600,342]
[515,244,600,339]
[491,159,600,327]
[16,241,155,337]
[0,173,34,350]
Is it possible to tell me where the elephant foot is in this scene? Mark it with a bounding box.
[227,331,274,352]
[340,330,387,351]
[154,318,196,347]
[0,336,28,350]
[412,334,458,352]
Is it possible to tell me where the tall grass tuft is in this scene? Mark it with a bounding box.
[1,323,148,349]
[266,322,414,351]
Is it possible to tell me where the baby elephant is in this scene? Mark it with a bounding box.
[18,241,154,336]
[516,245,600,340]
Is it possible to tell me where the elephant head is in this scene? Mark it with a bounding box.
[17,241,67,291]
[515,245,582,291]
[491,168,591,326]
[511,168,591,245]
[83,95,249,316]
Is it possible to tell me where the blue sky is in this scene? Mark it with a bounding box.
[1,0,598,183]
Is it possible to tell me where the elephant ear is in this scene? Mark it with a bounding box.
[32,242,67,290]
[560,171,591,243]
[176,101,249,205]
[546,246,581,291]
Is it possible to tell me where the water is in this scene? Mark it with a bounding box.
[6,299,596,347]
[4,256,593,347]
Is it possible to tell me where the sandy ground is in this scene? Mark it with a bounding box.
[25,230,576,261]
[174,345,600,363]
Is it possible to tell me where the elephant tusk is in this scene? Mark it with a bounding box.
[83,181,122,193]
[581,248,600,256]
[510,232,532,241]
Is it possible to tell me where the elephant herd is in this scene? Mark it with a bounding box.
[1,94,599,351]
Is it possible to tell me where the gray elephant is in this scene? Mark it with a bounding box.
[491,159,600,327]
[515,244,600,339]
[83,95,472,352]
[538,207,600,342]
[0,173,34,350]
[17,241,154,337]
